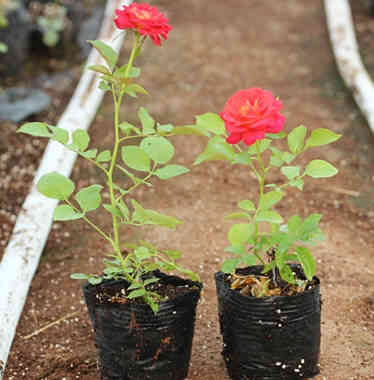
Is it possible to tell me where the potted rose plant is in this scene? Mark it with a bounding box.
[193,88,341,379]
[18,3,202,380]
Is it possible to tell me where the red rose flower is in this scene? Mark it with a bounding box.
[219,88,285,145]
[114,3,171,46]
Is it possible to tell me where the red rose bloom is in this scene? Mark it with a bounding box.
[114,3,171,46]
[219,88,285,145]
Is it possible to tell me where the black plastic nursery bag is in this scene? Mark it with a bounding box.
[83,272,202,380]
[215,266,321,380]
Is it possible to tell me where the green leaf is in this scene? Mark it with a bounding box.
[88,64,111,75]
[118,200,129,220]
[135,247,151,260]
[288,178,304,190]
[75,184,103,212]
[99,81,111,92]
[130,199,148,222]
[228,223,253,245]
[195,113,225,135]
[288,125,307,154]
[287,215,302,235]
[48,126,69,144]
[124,83,148,97]
[71,273,90,280]
[154,165,189,179]
[305,128,341,149]
[225,212,250,220]
[281,166,300,180]
[96,150,111,162]
[224,245,246,255]
[258,191,283,210]
[157,123,174,134]
[128,288,146,299]
[116,64,140,78]
[240,254,258,266]
[140,136,175,164]
[194,136,236,165]
[43,30,59,47]
[0,42,8,53]
[144,210,182,229]
[119,122,141,136]
[72,129,90,152]
[254,139,271,154]
[262,261,276,273]
[233,152,252,165]
[282,152,296,164]
[103,204,121,217]
[304,160,338,178]
[144,277,160,287]
[302,213,322,234]
[221,258,241,273]
[88,277,103,285]
[279,264,296,284]
[294,246,316,281]
[238,200,256,212]
[122,146,151,172]
[53,205,83,221]
[127,281,142,290]
[88,40,118,71]
[130,200,182,229]
[80,149,98,159]
[138,107,155,134]
[17,122,52,137]
[164,250,182,260]
[37,172,75,200]
[270,155,283,167]
[267,131,286,139]
[256,210,283,224]
[173,125,209,136]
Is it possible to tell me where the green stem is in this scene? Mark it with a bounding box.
[252,141,267,265]
[106,34,140,274]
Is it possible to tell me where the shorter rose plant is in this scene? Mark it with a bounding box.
[194,87,341,294]
[18,2,199,312]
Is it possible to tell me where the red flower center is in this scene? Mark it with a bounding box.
[131,8,152,20]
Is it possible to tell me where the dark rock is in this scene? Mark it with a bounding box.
[0,87,51,122]
[0,5,33,77]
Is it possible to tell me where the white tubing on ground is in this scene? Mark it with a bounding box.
[324,0,374,134]
[0,0,131,377]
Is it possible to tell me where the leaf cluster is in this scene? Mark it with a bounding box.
[193,113,341,286]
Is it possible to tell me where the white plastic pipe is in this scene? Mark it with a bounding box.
[0,1,131,377]
[324,0,374,134]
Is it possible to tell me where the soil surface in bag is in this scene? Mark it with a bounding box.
[215,266,321,380]
[83,272,202,380]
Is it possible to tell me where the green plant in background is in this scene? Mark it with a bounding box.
[193,88,341,295]
[18,2,200,313]
[36,1,66,47]
[0,0,20,53]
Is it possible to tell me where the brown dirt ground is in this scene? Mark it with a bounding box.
[2,0,374,379]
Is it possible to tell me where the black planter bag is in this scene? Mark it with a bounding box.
[215,266,321,380]
[83,272,202,380]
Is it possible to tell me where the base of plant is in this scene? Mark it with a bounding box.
[228,264,318,298]
[83,272,202,380]
[215,265,321,380]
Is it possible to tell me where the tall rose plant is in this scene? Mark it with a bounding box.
[18,2,200,312]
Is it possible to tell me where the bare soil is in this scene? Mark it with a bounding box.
[2,1,374,379]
